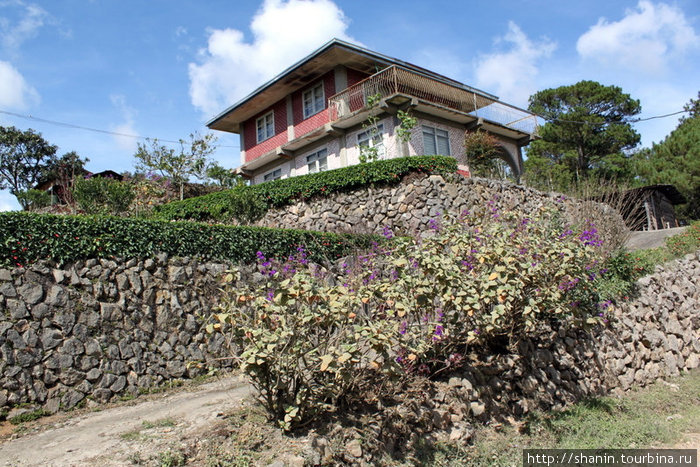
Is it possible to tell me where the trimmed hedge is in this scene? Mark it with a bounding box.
[0,212,380,267]
[153,155,458,222]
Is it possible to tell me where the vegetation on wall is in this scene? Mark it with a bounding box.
[0,211,380,268]
[211,204,613,430]
[153,155,458,223]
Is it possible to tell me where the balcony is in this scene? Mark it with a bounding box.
[328,65,539,139]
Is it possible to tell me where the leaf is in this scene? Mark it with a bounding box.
[488,272,499,281]
[337,352,352,364]
[320,354,333,372]
[370,361,381,369]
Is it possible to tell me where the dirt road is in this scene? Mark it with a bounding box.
[0,375,250,467]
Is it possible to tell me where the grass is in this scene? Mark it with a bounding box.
[120,418,179,441]
[9,408,49,425]
[418,370,700,466]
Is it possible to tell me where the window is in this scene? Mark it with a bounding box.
[306,148,328,173]
[422,125,450,156]
[256,112,274,143]
[263,168,282,182]
[303,83,325,119]
[358,124,385,159]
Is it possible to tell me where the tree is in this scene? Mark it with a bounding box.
[634,93,700,221]
[463,130,511,179]
[0,126,58,209]
[526,81,641,190]
[43,151,89,206]
[206,163,245,188]
[134,132,217,200]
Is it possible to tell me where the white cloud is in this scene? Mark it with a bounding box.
[0,60,38,108]
[473,22,556,106]
[109,94,139,152]
[188,0,356,117]
[0,0,49,53]
[0,189,20,212]
[577,1,699,74]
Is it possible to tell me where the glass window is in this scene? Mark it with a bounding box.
[303,83,325,119]
[306,148,328,173]
[422,125,450,156]
[256,112,275,143]
[263,168,282,182]
[358,124,386,159]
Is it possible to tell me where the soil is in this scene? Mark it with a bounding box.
[0,374,251,466]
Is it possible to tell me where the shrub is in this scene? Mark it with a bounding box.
[212,204,609,430]
[0,212,380,267]
[15,189,50,211]
[665,221,700,257]
[72,176,136,216]
[154,155,457,223]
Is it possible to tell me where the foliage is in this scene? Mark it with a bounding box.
[396,109,418,144]
[665,220,700,257]
[206,163,244,189]
[72,176,136,216]
[525,81,641,191]
[134,132,217,201]
[14,189,50,211]
[359,93,383,163]
[212,205,609,430]
[633,96,700,221]
[153,156,458,223]
[40,151,89,207]
[0,126,58,208]
[463,130,511,179]
[0,211,379,268]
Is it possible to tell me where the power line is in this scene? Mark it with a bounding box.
[540,109,688,126]
[0,109,240,149]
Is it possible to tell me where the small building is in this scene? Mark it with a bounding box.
[36,170,124,205]
[618,185,687,231]
[206,39,538,185]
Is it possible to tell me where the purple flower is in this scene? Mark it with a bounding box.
[266,289,275,301]
[434,325,444,336]
[399,321,407,335]
[382,225,394,239]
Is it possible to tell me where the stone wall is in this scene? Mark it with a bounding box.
[0,255,234,413]
[386,251,700,444]
[1,250,698,420]
[255,174,627,250]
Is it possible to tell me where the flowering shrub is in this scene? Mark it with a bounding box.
[212,204,609,429]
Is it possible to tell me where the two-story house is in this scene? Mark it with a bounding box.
[207,39,538,185]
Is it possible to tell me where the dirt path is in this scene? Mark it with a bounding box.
[0,375,251,467]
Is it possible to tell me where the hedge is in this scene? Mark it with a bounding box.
[153,155,458,222]
[0,212,380,267]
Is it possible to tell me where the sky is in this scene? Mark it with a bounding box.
[0,0,698,211]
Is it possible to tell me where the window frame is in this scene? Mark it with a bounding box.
[422,125,451,156]
[256,111,275,144]
[306,148,328,174]
[357,124,386,159]
[302,83,325,119]
[263,168,282,182]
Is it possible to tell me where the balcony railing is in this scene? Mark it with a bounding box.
[328,66,539,136]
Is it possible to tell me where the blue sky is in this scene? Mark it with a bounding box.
[1,0,698,211]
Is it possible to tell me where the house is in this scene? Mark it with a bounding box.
[617,185,687,231]
[207,39,538,185]
[36,170,124,205]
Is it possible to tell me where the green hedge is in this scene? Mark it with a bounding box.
[0,212,380,267]
[153,155,458,222]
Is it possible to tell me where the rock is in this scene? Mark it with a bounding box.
[61,389,85,409]
[470,402,486,417]
[44,286,67,307]
[17,283,44,305]
[346,439,362,458]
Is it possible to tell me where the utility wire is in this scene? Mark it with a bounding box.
[0,107,690,142]
[0,109,240,149]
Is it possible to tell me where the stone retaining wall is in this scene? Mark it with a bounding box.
[0,255,233,413]
[1,251,698,420]
[255,174,627,249]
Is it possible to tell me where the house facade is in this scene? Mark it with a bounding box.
[207,39,538,185]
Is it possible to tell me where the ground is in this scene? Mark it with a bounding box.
[0,374,252,466]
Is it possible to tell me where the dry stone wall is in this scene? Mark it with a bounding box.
[256,174,626,248]
[0,255,236,413]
